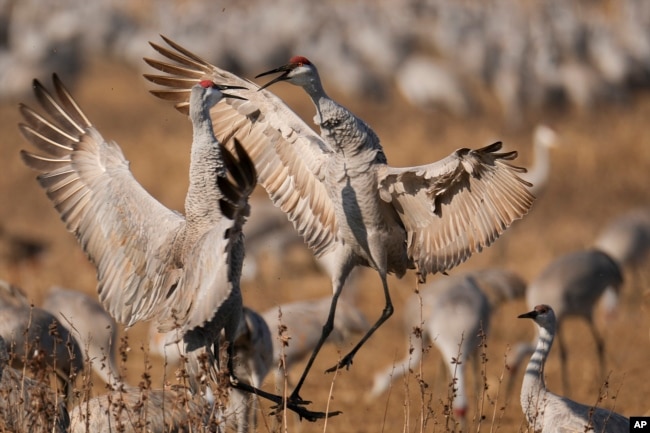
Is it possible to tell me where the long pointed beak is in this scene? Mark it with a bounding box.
[255,64,293,91]
[216,84,247,100]
[517,310,537,319]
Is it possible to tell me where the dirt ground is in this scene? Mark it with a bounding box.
[1,56,650,432]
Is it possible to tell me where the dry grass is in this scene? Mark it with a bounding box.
[1,57,649,432]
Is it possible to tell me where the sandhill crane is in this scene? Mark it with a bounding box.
[0,281,83,400]
[519,124,559,198]
[262,296,369,393]
[517,304,629,433]
[150,307,274,433]
[0,335,70,433]
[145,36,534,404]
[593,208,650,270]
[369,273,490,419]
[227,307,274,433]
[18,75,325,420]
[69,384,210,433]
[42,285,120,385]
[520,249,623,395]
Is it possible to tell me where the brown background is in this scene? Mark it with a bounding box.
[1,53,649,431]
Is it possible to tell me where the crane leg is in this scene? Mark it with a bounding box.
[287,261,354,404]
[231,378,341,421]
[325,271,394,373]
[225,335,341,422]
[587,318,606,380]
[288,288,341,400]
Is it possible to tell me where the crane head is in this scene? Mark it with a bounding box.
[255,56,315,91]
[198,80,247,101]
[518,304,556,329]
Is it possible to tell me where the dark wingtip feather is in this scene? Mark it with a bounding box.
[232,138,257,188]
[218,197,238,220]
[217,173,241,204]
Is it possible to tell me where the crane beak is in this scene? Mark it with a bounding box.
[255,64,294,91]
[517,310,538,319]
[215,84,248,101]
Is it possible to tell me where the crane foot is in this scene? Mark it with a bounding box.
[234,380,340,422]
[325,354,354,373]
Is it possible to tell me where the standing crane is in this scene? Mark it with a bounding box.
[17,75,326,421]
[519,249,623,395]
[42,285,121,386]
[144,36,534,404]
[0,280,83,401]
[517,304,629,433]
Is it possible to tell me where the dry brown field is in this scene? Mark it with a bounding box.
[1,56,649,432]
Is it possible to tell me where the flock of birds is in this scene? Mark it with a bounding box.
[3,0,650,127]
[0,30,648,433]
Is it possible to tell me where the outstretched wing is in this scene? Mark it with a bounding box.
[377,142,534,278]
[18,74,185,327]
[144,35,338,257]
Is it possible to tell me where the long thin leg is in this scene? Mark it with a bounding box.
[288,260,354,402]
[225,337,340,421]
[231,379,340,421]
[587,317,606,380]
[325,271,394,373]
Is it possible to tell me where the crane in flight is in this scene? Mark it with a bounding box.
[144,36,534,405]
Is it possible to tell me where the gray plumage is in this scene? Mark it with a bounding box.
[226,307,274,433]
[17,75,259,395]
[518,304,629,433]
[524,249,624,393]
[470,268,527,309]
[149,306,273,432]
[0,280,83,399]
[0,335,70,433]
[42,285,120,385]
[594,208,650,268]
[144,36,534,402]
[369,273,490,418]
[69,385,209,433]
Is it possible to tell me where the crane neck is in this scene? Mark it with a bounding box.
[185,87,225,233]
[300,73,386,165]
[530,140,551,183]
[299,72,331,120]
[521,322,554,421]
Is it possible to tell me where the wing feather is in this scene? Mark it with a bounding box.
[144,36,338,257]
[378,142,534,278]
[18,75,185,327]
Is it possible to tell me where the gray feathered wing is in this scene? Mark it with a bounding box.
[18,75,185,327]
[144,36,338,258]
[377,142,534,279]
